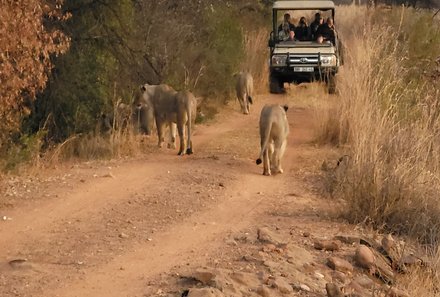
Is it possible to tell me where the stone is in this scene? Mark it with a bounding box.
[225,238,238,246]
[257,227,287,246]
[187,288,224,297]
[299,284,311,291]
[119,232,129,239]
[262,244,277,252]
[192,268,216,285]
[397,254,423,272]
[256,285,271,297]
[270,277,293,294]
[387,287,410,297]
[381,234,401,266]
[370,249,395,284]
[381,234,395,252]
[285,244,314,266]
[331,271,347,284]
[355,245,375,270]
[257,271,270,284]
[345,280,370,296]
[327,257,354,273]
[8,259,32,270]
[334,234,361,245]
[314,240,341,251]
[354,275,376,289]
[326,283,344,297]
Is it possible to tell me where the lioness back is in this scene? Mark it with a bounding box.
[256,104,289,176]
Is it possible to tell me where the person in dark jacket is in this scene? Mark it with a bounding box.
[278,13,295,33]
[316,17,336,45]
[295,16,310,41]
[310,13,323,40]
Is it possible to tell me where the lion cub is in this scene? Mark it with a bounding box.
[256,104,289,176]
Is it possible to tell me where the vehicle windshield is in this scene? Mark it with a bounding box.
[274,9,334,44]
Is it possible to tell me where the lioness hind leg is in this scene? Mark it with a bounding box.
[156,119,166,148]
[275,139,287,174]
[177,122,185,155]
[167,122,177,149]
[263,148,271,176]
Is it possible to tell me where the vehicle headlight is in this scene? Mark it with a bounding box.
[271,55,287,66]
[320,55,336,66]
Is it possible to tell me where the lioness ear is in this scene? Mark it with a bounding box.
[283,105,288,112]
[140,85,146,92]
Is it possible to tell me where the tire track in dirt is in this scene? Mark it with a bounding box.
[1,89,320,297]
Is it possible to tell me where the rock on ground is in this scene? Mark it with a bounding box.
[327,257,354,273]
[257,227,287,246]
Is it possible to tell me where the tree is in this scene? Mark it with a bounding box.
[0,0,70,146]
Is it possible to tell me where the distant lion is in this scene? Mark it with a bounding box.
[134,84,196,155]
[256,104,289,176]
[234,72,254,115]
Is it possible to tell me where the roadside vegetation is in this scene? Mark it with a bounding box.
[317,0,440,274]
[0,0,269,171]
[314,5,440,295]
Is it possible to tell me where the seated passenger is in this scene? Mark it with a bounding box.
[287,30,298,42]
[316,17,336,45]
[278,22,291,41]
[295,16,310,41]
[278,13,295,33]
[316,34,324,44]
[310,13,323,40]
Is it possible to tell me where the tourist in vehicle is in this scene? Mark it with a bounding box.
[278,13,295,33]
[287,30,297,42]
[310,13,323,40]
[295,16,310,41]
[278,22,291,41]
[316,34,324,44]
[316,17,336,45]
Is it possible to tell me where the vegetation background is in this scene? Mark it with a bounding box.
[1,0,440,294]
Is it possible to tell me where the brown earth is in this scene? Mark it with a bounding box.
[0,84,401,297]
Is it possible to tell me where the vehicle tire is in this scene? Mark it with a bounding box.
[269,74,283,94]
[327,74,337,94]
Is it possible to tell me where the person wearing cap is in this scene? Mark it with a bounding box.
[310,12,323,40]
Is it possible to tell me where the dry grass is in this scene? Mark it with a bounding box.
[316,5,440,245]
[242,29,270,93]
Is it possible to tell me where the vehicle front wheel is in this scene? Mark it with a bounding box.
[269,74,283,94]
[327,74,337,94]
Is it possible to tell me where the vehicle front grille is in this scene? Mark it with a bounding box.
[288,55,319,65]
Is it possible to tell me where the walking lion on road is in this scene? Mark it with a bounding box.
[256,104,289,176]
[234,72,254,115]
[134,84,196,155]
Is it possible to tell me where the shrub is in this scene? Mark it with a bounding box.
[317,6,440,244]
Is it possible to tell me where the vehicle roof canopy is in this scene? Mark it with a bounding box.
[273,0,335,10]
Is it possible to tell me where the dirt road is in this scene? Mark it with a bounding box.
[0,85,344,297]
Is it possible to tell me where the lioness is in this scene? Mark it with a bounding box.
[134,84,196,155]
[234,72,254,115]
[256,104,289,176]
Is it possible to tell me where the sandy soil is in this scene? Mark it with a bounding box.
[0,84,360,297]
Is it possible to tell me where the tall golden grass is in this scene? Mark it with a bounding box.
[242,29,270,93]
[317,5,440,245]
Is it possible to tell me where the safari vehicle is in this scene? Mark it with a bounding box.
[268,0,342,94]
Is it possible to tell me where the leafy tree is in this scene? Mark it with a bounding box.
[0,0,69,146]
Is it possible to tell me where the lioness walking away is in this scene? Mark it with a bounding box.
[135,84,196,155]
[234,72,254,115]
[256,104,289,176]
